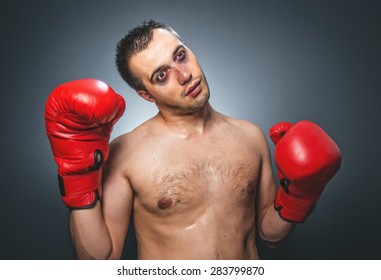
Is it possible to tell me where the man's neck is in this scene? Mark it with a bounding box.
[156,103,215,137]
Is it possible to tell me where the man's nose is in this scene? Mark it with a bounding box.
[174,64,191,85]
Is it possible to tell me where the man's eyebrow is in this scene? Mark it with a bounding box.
[149,44,185,82]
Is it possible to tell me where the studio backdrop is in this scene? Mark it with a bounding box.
[1,0,380,259]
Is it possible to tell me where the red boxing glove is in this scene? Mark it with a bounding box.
[269,120,341,222]
[45,79,125,209]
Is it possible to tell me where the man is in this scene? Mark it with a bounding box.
[45,20,341,259]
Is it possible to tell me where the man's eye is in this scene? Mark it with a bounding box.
[156,71,167,82]
[177,50,186,61]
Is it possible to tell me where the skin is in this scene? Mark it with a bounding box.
[69,29,293,259]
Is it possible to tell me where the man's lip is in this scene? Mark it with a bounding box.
[186,80,201,96]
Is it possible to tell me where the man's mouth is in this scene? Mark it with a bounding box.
[186,80,201,97]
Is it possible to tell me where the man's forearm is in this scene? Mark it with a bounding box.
[258,204,294,247]
[69,201,113,259]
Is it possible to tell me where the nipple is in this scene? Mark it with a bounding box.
[158,197,173,209]
[247,185,255,195]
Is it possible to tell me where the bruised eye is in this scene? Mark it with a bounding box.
[176,50,187,62]
[156,70,167,83]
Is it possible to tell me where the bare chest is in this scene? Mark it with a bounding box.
[129,139,261,215]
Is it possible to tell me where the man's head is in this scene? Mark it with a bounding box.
[115,20,181,91]
[115,20,210,116]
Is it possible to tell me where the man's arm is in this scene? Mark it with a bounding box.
[254,127,294,246]
[102,137,134,259]
[70,137,133,259]
[69,179,133,260]
[69,202,112,259]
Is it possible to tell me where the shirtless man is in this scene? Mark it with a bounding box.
[45,20,341,259]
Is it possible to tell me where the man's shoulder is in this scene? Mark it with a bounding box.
[217,113,270,151]
[220,114,264,137]
[106,119,156,175]
[110,118,156,150]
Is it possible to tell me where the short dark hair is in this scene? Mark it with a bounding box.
[115,20,180,90]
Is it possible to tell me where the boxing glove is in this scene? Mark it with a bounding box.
[269,120,341,222]
[45,79,125,209]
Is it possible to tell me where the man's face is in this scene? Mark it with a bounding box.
[129,29,210,115]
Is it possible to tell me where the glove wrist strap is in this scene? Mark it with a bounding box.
[58,171,102,209]
[275,186,313,223]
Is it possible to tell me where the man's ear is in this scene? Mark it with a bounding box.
[137,90,155,103]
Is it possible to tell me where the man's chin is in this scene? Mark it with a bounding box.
[183,92,210,114]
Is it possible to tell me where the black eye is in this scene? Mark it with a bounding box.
[156,70,167,82]
[177,50,186,61]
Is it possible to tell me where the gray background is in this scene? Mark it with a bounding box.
[1,0,380,259]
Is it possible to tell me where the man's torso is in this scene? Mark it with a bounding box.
[117,113,263,259]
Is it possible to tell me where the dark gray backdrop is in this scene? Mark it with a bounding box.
[1,0,380,259]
